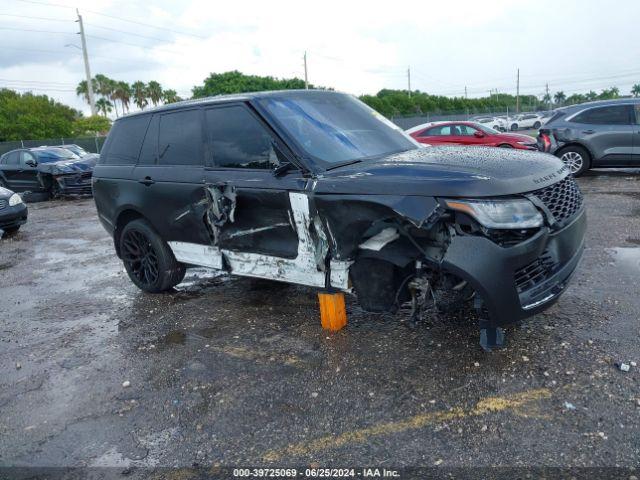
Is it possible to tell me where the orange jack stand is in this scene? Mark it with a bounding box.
[318,292,347,331]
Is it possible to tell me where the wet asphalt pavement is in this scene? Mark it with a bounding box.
[0,170,639,475]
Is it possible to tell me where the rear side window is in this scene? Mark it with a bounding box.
[546,111,565,124]
[101,115,151,165]
[423,125,452,136]
[138,115,159,165]
[158,109,203,166]
[2,152,20,165]
[205,106,278,169]
[634,105,640,125]
[571,105,630,125]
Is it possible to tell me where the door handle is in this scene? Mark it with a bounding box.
[138,176,155,186]
[582,130,595,134]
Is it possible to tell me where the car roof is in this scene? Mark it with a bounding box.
[557,97,640,113]
[117,89,349,120]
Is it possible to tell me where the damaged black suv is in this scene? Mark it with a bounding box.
[93,90,586,349]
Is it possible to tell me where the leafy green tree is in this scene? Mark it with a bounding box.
[585,90,598,101]
[632,84,640,97]
[95,98,113,117]
[131,81,148,110]
[162,89,181,104]
[0,89,79,141]
[146,81,163,106]
[72,115,112,136]
[192,70,308,98]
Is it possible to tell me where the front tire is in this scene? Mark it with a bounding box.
[533,121,541,129]
[120,219,186,292]
[557,145,591,176]
[510,123,518,131]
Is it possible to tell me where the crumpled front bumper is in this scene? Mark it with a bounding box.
[441,208,586,326]
[54,172,93,195]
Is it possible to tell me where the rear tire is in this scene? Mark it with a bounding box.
[556,145,590,176]
[510,123,518,131]
[120,219,186,292]
[533,121,541,129]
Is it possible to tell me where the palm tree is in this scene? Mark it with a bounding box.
[146,80,163,106]
[131,81,148,110]
[114,81,132,113]
[632,84,640,98]
[585,90,598,101]
[553,91,566,106]
[76,80,90,106]
[162,89,181,104]
[95,97,113,117]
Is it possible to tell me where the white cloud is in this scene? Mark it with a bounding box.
[1,0,639,117]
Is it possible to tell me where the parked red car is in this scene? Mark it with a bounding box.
[407,121,538,150]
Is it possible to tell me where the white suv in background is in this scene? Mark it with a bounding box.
[510,113,543,131]
[475,116,507,132]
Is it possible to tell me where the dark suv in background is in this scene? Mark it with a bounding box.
[538,99,640,176]
[93,90,586,350]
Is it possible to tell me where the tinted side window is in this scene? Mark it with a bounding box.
[458,125,479,136]
[20,151,37,165]
[158,109,203,166]
[3,152,20,165]
[424,125,451,136]
[101,115,151,165]
[205,106,277,169]
[634,105,640,125]
[571,105,630,125]
[138,115,159,165]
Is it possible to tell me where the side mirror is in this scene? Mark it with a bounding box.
[474,131,485,138]
[26,159,38,167]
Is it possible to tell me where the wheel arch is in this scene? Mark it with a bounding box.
[555,142,594,162]
[113,207,147,258]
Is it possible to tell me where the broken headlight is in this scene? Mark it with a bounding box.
[444,198,543,229]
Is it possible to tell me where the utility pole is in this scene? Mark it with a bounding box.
[546,82,550,109]
[76,9,96,116]
[516,68,520,114]
[303,51,308,89]
[407,66,411,97]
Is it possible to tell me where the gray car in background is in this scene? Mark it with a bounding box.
[537,98,640,175]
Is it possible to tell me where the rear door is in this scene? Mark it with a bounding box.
[569,104,633,165]
[131,109,210,245]
[0,151,22,190]
[416,124,454,145]
[203,103,303,259]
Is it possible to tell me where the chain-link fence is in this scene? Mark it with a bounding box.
[0,136,107,156]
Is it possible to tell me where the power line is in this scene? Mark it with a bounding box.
[0,26,75,34]
[0,12,72,22]
[14,0,207,38]
[0,77,75,86]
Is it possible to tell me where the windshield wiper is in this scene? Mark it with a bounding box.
[325,159,363,171]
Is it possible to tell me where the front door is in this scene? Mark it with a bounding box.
[1,151,22,190]
[17,151,42,191]
[202,103,321,285]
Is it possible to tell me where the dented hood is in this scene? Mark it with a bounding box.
[37,154,98,175]
[313,146,569,197]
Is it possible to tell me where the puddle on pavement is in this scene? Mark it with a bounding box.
[160,330,187,346]
[607,247,640,277]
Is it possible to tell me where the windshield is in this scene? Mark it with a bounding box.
[258,92,418,166]
[34,148,79,163]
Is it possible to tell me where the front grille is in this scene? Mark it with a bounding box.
[532,176,583,225]
[515,250,556,293]
[0,199,7,210]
